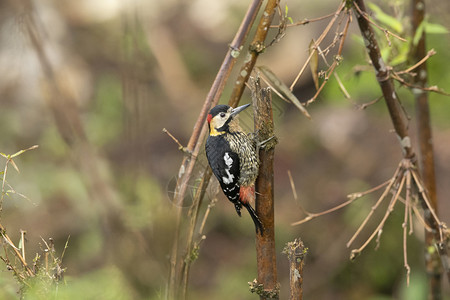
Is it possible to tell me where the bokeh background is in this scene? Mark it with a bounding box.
[0,0,449,299]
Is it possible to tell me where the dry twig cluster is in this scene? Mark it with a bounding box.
[1,147,67,297]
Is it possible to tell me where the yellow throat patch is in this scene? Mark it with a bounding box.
[209,126,225,136]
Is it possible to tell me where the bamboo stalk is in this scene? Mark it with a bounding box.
[229,0,280,107]
[252,77,278,299]
[410,0,444,292]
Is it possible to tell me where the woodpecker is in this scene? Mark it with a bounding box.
[205,103,263,235]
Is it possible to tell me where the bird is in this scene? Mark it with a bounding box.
[205,103,263,235]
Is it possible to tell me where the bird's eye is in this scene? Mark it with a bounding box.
[220,112,226,118]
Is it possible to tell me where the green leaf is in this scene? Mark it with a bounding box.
[309,39,319,91]
[413,20,448,46]
[390,42,409,66]
[413,21,425,46]
[424,22,449,34]
[351,34,365,46]
[380,46,391,63]
[367,2,403,33]
[10,159,19,173]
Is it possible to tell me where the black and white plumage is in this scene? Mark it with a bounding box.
[205,104,263,235]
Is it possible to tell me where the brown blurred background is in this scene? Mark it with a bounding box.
[0,0,449,299]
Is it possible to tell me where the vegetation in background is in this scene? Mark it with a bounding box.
[0,0,449,299]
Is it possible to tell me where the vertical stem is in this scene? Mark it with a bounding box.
[284,239,307,300]
[253,78,278,299]
[180,167,212,299]
[410,0,442,296]
[229,0,280,107]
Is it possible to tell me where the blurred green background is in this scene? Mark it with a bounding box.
[0,0,449,299]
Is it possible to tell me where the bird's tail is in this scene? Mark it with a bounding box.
[243,203,264,235]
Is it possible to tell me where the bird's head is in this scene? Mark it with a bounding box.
[207,103,250,136]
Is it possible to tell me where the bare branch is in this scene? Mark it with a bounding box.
[355,96,383,110]
[270,12,337,28]
[290,1,346,90]
[397,49,436,75]
[305,12,351,105]
[349,171,405,260]
[291,179,391,226]
[403,170,412,286]
[391,73,450,96]
[162,128,190,154]
[353,1,407,44]
[346,163,402,249]
[353,0,414,158]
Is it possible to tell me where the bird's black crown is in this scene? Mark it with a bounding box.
[208,104,230,118]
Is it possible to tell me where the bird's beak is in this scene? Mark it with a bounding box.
[230,103,250,117]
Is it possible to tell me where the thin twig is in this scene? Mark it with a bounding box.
[347,179,391,200]
[391,72,450,96]
[199,195,218,235]
[0,223,34,277]
[411,169,443,241]
[291,179,390,226]
[353,1,407,43]
[403,170,412,286]
[288,170,310,216]
[350,172,405,260]
[313,18,351,101]
[396,49,436,75]
[355,96,383,110]
[318,12,346,56]
[410,198,433,233]
[162,128,190,154]
[270,12,337,28]
[289,1,346,90]
[291,197,353,226]
[346,163,402,248]
[305,12,351,105]
[180,166,213,299]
